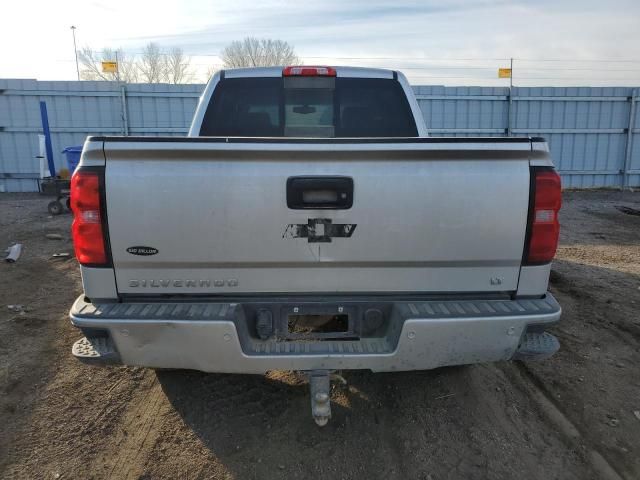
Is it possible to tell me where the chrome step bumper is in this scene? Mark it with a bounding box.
[70,294,561,373]
[513,331,560,361]
[72,336,120,365]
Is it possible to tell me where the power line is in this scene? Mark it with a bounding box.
[99,49,640,64]
[515,58,640,63]
[51,47,640,84]
[514,67,640,72]
[57,55,640,73]
[98,54,640,73]
[409,74,640,81]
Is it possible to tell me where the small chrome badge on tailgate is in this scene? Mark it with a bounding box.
[126,246,159,256]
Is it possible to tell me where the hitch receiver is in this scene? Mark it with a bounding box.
[308,370,331,426]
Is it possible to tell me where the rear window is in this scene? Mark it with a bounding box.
[199,76,418,137]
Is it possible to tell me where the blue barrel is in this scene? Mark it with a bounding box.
[62,146,83,173]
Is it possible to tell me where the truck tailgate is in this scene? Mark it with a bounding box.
[102,139,532,295]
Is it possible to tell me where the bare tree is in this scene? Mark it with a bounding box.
[138,42,165,83]
[205,65,219,82]
[221,37,301,68]
[79,43,194,83]
[165,47,193,84]
[78,47,138,82]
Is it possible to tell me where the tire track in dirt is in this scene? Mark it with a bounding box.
[92,372,171,480]
[501,363,626,480]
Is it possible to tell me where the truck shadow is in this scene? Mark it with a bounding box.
[155,365,452,442]
[154,366,453,478]
[154,362,549,479]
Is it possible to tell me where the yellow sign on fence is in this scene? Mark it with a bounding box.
[498,68,512,79]
[101,61,118,73]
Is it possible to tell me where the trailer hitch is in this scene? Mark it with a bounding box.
[306,370,347,426]
[308,370,331,426]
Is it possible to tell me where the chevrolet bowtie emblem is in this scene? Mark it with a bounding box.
[283,218,357,243]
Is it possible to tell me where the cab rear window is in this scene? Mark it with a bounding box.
[199,76,418,138]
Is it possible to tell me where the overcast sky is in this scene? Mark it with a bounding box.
[3,0,640,85]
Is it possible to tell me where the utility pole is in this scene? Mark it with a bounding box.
[115,50,121,82]
[508,57,514,137]
[70,26,80,81]
[510,57,513,89]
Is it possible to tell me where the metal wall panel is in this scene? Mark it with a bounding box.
[1,80,639,191]
[415,85,638,189]
[414,85,508,136]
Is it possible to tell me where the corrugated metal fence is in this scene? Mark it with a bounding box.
[1,79,639,191]
[415,85,640,188]
[0,79,202,192]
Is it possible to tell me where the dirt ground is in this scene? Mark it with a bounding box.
[1,190,639,480]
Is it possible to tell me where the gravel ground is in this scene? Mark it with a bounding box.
[1,190,639,480]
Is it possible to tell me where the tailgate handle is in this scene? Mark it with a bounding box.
[287,176,353,209]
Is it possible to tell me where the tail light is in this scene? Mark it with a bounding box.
[70,168,110,266]
[525,169,562,264]
[283,66,336,77]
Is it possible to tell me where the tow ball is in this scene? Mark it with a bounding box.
[306,370,346,426]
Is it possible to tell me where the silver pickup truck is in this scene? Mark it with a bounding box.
[70,66,562,425]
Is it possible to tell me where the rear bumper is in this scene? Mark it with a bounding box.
[69,294,561,373]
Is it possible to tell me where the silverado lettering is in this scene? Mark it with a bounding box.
[128,279,238,288]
